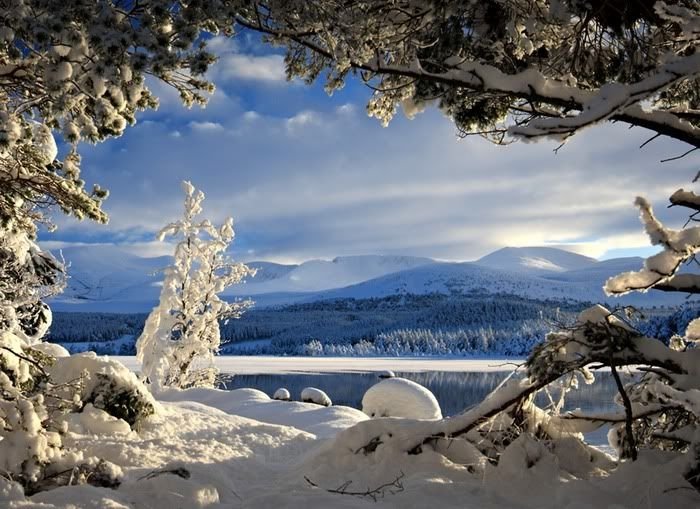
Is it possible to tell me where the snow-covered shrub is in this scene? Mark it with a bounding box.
[0,228,139,493]
[48,353,156,428]
[137,182,255,390]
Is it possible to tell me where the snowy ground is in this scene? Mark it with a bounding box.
[3,357,698,508]
[113,355,526,374]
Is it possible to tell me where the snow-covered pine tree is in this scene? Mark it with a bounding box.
[137,181,254,390]
[517,188,700,485]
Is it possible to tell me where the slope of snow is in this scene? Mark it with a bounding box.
[47,245,696,312]
[6,375,698,508]
[244,261,298,282]
[542,257,646,283]
[476,246,597,273]
[52,245,167,303]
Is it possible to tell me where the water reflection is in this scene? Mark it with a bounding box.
[217,370,629,418]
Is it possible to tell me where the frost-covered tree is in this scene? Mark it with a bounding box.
[235,0,700,494]
[137,181,254,390]
[0,0,253,233]
[237,1,700,147]
[0,227,154,492]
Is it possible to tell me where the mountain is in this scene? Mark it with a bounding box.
[48,248,435,311]
[311,260,693,307]
[244,261,298,282]
[228,255,434,295]
[475,247,597,273]
[47,245,696,312]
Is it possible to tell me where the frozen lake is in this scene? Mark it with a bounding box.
[116,355,628,447]
[217,370,627,421]
[113,355,525,374]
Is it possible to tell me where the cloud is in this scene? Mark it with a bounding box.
[205,36,287,84]
[286,111,319,131]
[188,121,225,132]
[215,53,287,82]
[43,70,700,265]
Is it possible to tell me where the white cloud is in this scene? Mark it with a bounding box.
[188,121,225,132]
[336,103,355,115]
[215,53,286,82]
[41,241,176,258]
[51,88,698,264]
[286,111,319,131]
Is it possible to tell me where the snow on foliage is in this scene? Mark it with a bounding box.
[605,197,700,295]
[137,181,254,390]
[0,1,247,234]
[236,1,700,148]
[362,378,442,420]
[301,387,332,407]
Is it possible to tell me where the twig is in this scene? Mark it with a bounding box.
[304,471,405,502]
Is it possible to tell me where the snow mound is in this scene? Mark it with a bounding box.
[300,387,332,406]
[378,370,395,379]
[362,377,442,419]
[156,387,365,438]
[273,388,291,401]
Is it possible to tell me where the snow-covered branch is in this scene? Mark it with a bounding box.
[605,197,700,295]
[236,1,700,148]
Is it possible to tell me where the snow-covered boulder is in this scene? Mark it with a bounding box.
[378,370,395,379]
[362,377,442,419]
[301,387,332,406]
[273,388,291,401]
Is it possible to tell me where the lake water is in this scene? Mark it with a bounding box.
[218,370,631,446]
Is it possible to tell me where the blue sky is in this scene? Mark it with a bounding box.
[40,34,697,264]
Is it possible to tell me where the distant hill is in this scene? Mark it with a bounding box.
[475,246,598,273]
[229,255,435,295]
[47,244,696,312]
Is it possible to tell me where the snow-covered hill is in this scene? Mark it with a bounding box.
[230,255,435,295]
[47,245,695,311]
[312,260,693,307]
[49,248,434,311]
[475,246,598,273]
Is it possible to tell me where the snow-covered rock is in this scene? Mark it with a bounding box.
[378,370,395,379]
[273,388,291,401]
[362,377,442,419]
[300,387,332,406]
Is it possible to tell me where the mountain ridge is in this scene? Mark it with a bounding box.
[48,245,693,311]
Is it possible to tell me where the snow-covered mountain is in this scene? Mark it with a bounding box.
[47,245,695,312]
[49,248,434,311]
[230,255,434,295]
[475,246,598,273]
[311,260,691,307]
[57,245,167,303]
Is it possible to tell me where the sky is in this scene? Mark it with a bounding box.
[39,34,698,264]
